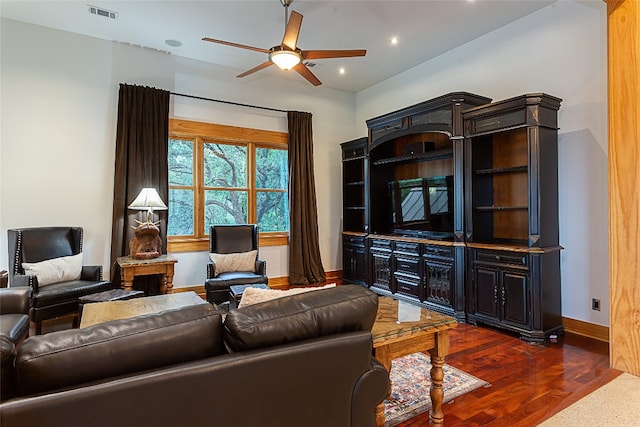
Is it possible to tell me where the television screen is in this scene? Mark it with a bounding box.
[389,176,453,238]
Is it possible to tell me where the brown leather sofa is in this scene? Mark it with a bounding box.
[0,285,389,427]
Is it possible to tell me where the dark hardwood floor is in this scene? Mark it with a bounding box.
[398,323,621,427]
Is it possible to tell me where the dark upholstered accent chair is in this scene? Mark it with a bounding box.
[204,224,268,304]
[7,227,112,334]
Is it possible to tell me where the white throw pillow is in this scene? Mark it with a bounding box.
[22,252,83,286]
[209,250,257,276]
[238,283,336,308]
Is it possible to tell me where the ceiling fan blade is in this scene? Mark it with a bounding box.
[237,61,274,78]
[282,11,303,50]
[293,63,322,86]
[202,37,270,54]
[302,49,367,60]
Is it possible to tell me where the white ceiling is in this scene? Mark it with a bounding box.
[0,0,557,92]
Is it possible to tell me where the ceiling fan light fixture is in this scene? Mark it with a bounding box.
[269,49,301,70]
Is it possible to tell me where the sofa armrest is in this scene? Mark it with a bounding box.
[206,260,216,279]
[0,288,31,315]
[352,357,391,426]
[80,265,103,281]
[9,275,38,294]
[255,259,266,276]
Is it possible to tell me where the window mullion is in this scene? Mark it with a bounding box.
[248,143,256,224]
[195,137,205,238]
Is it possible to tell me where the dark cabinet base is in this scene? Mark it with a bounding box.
[466,247,563,342]
[362,235,466,322]
[466,314,564,343]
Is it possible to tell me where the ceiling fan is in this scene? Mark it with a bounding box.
[202,0,366,86]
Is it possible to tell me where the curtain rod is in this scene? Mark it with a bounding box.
[170,91,287,114]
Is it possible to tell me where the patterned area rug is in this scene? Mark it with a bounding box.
[384,352,489,426]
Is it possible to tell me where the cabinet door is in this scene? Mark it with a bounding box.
[424,258,454,308]
[370,250,393,292]
[353,245,367,283]
[501,270,530,328]
[343,244,367,285]
[343,245,357,281]
[472,266,500,320]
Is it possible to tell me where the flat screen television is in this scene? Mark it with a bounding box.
[389,175,454,239]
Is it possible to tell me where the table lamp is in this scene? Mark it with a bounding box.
[127,188,167,259]
[128,188,168,225]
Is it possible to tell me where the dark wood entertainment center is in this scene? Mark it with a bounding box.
[341,92,563,342]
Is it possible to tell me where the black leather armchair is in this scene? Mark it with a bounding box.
[7,227,112,334]
[204,224,268,304]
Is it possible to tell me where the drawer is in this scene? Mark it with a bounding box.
[465,109,526,135]
[343,235,365,246]
[369,238,393,250]
[394,242,420,256]
[394,273,421,299]
[475,250,528,268]
[395,255,420,276]
[342,145,366,161]
[424,245,454,259]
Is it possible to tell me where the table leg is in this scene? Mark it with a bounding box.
[165,273,174,293]
[428,330,449,426]
[159,274,168,294]
[428,353,445,425]
[121,271,134,291]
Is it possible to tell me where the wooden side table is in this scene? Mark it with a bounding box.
[116,255,178,294]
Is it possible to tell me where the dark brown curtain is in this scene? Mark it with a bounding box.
[110,84,170,294]
[287,111,326,285]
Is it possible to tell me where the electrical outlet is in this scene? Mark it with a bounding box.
[592,298,601,311]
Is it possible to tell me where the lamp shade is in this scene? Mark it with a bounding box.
[128,188,168,211]
[269,49,301,70]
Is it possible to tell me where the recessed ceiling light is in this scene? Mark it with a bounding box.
[339,67,346,75]
[390,37,399,45]
[165,39,182,48]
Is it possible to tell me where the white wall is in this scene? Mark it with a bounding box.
[356,1,609,326]
[0,18,358,287]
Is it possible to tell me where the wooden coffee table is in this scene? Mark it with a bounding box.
[79,292,207,328]
[372,297,458,426]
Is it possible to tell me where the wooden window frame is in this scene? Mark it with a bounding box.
[167,118,289,252]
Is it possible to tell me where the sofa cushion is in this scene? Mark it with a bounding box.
[224,284,378,353]
[21,252,83,286]
[238,284,335,308]
[209,250,257,275]
[15,303,223,395]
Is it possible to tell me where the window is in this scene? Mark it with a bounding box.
[167,119,289,252]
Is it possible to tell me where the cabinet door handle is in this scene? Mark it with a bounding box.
[493,285,498,303]
[501,287,506,306]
